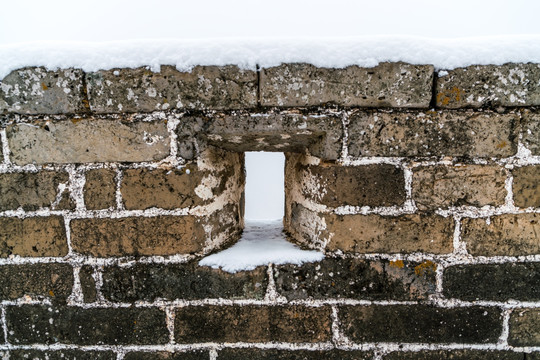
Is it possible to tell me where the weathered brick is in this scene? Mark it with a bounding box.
[0,264,73,302]
[0,171,73,211]
[0,216,68,257]
[218,349,372,360]
[7,305,168,345]
[509,309,540,346]
[412,165,507,210]
[189,112,343,160]
[84,168,117,210]
[175,305,331,343]
[7,350,117,359]
[6,118,169,165]
[79,265,97,303]
[286,203,453,254]
[436,64,540,108]
[86,65,257,113]
[512,166,540,208]
[101,262,267,302]
[70,216,206,257]
[0,67,87,114]
[443,263,540,301]
[293,160,406,207]
[383,350,524,360]
[274,258,436,301]
[260,63,434,108]
[523,111,540,155]
[124,351,209,360]
[340,305,501,344]
[462,213,540,256]
[348,111,518,158]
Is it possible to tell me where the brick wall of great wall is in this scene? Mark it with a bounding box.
[0,63,539,359]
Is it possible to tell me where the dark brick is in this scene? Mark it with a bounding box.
[274,258,436,301]
[70,216,206,257]
[6,304,168,345]
[124,351,209,360]
[79,265,97,303]
[84,169,117,210]
[7,350,117,359]
[528,353,540,360]
[348,111,518,158]
[513,166,540,208]
[0,263,73,302]
[509,309,540,346]
[218,349,372,360]
[0,171,73,211]
[340,305,502,344]
[102,262,267,302]
[0,216,68,257]
[383,350,524,360]
[175,305,331,343]
[443,263,540,301]
[462,213,540,256]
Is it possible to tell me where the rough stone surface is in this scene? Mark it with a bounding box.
[174,305,331,343]
[0,67,87,114]
[181,112,343,160]
[124,351,209,360]
[6,350,117,359]
[509,309,540,346]
[6,305,168,345]
[293,160,406,207]
[286,203,454,254]
[0,263,73,302]
[84,168,117,210]
[101,262,267,302]
[512,165,540,208]
[348,111,518,158]
[383,351,524,360]
[218,349,373,360]
[462,213,540,256]
[523,110,540,155]
[443,263,540,301]
[436,64,540,108]
[7,118,170,165]
[340,305,502,344]
[86,65,257,112]
[412,165,507,210]
[274,257,437,301]
[70,216,207,257]
[0,171,73,211]
[79,265,97,303]
[0,216,68,257]
[260,63,434,108]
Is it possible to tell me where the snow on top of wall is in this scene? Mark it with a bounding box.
[1,35,540,80]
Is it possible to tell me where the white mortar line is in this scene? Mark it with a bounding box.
[339,111,350,161]
[165,306,176,345]
[504,165,516,209]
[402,165,417,212]
[67,266,84,305]
[498,309,511,346]
[1,307,8,345]
[209,348,218,360]
[66,165,86,211]
[263,264,286,303]
[0,128,11,166]
[64,216,74,256]
[94,267,106,303]
[452,216,467,256]
[331,306,350,347]
[435,262,445,295]
[115,168,125,210]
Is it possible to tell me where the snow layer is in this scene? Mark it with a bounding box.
[2,35,540,80]
[199,219,324,273]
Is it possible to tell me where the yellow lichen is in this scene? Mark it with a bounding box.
[414,260,436,276]
[389,260,405,268]
[48,290,55,297]
[41,82,48,90]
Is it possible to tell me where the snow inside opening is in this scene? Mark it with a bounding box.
[199,152,324,272]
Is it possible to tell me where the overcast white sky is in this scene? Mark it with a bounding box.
[1,0,539,45]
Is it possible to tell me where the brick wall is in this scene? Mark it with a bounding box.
[0,63,539,359]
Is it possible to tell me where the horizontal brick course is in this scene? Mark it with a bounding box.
[6,305,168,345]
[6,118,170,165]
[260,63,434,108]
[348,111,518,157]
[124,351,209,360]
[218,349,373,360]
[443,263,540,301]
[412,165,507,210]
[0,171,73,211]
[512,165,540,208]
[84,168,117,210]
[383,351,524,360]
[274,257,436,301]
[462,213,540,256]
[0,216,68,257]
[174,305,332,343]
[0,263,73,302]
[6,350,117,359]
[339,305,502,344]
[101,262,267,302]
[509,308,540,346]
